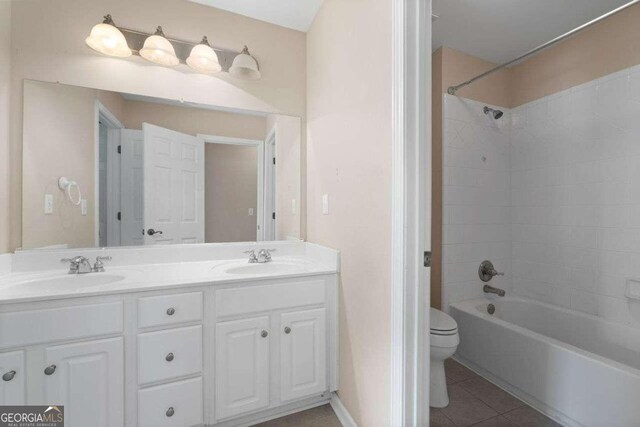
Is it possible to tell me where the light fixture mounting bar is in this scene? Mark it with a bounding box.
[118,27,241,72]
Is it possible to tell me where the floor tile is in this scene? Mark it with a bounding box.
[252,405,341,427]
[445,359,478,384]
[430,408,457,427]
[441,384,499,427]
[459,377,525,414]
[470,415,518,427]
[502,406,561,427]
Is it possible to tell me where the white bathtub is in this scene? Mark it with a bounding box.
[450,297,640,427]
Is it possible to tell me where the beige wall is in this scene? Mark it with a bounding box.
[6,0,307,253]
[307,0,391,425]
[431,4,640,308]
[204,144,257,243]
[22,82,100,249]
[267,114,301,240]
[0,2,10,252]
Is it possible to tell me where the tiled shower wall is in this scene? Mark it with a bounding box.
[441,95,512,311]
[442,64,640,327]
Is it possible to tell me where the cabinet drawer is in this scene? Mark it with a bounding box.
[138,292,203,329]
[0,302,123,349]
[138,377,203,427]
[215,280,325,317]
[138,325,202,385]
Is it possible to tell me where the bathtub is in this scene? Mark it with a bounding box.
[450,297,640,427]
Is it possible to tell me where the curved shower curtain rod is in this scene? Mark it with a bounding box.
[447,0,640,95]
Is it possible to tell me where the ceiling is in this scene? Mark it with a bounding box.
[187,0,325,32]
[433,0,631,64]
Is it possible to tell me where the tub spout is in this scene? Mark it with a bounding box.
[484,284,505,297]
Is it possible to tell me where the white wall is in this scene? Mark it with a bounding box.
[306,0,392,425]
[0,1,10,252]
[443,64,640,327]
[441,95,512,310]
[511,65,640,326]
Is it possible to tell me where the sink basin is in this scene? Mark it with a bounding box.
[12,274,126,290]
[224,262,307,275]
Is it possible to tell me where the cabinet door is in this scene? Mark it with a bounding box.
[280,308,327,402]
[0,351,25,404]
[215,316,270,420]
[44,337,124,427]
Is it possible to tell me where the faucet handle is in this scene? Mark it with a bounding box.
[244,250,258,263]
[94,256,111,272]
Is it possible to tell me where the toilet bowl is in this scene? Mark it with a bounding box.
[430,307,459,408]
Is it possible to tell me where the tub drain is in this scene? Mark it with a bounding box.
[487,304,495,315]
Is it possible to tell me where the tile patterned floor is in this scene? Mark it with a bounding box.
[252,404,341,427]
[431,359,562,427]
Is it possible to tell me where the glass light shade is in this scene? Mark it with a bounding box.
[186,37,222,74]
[229,46,261,80]
[85,16,131,58]
[139,27,179,67]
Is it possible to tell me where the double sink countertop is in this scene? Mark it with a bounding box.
[0,242,339,304]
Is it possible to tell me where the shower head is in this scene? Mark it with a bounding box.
[483,106,503,120]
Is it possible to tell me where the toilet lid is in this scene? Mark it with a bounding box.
[430,308,458,333]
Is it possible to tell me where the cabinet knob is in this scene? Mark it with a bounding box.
[166,407,175,417]
[2,370,16,381]
[166,307,175,316]
[44,365,57,376]
[261,330,268,338]
[165,352,175,362]
[284,326,292,334]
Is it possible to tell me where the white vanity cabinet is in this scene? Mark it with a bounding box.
[0,350,25,404]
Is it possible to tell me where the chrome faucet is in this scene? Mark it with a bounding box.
[244,250,259,263]
[61,256,93,274]
[61,255,111,274]
[257,249,276,263]
[483,284,506,297]
[478,260,504,282]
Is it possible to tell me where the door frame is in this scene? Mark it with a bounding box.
[197,134,265,241]
[390,0,431,425]
[95,100,124,247]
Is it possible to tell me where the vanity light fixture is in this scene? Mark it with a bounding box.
[186,36,222,74]
[229,46,261,80]
[85,15,132,58]
[139,26,180,67]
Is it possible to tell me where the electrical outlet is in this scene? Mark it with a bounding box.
[322,194,329,215]
[81,199,87,215]
[44,194,54,214]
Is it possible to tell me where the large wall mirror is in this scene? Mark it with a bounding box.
[21,80,300,250]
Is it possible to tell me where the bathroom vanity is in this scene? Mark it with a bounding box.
[0,242,339,427]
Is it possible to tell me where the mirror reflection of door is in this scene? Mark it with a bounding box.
[264,130,277,241]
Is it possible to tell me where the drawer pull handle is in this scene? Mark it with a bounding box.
[284,326,291,334]
[44,365,56,376]
[261,330,268,338]
[166,307,176,316]
[2,370,16,381]
[166,407,175,417]
[165,352,175,362]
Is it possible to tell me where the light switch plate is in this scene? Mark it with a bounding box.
[322,194,329,215]
[44,194,53,214]
[81,199,87,215]
[291,199,297,215]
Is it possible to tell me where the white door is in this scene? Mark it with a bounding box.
[0,351,25,404]
[263,132,276,240]
[44,337,124,427]
[215,317,270,420]
[120,129,144,246]
[143,123,204,245]
[280,308,326,402]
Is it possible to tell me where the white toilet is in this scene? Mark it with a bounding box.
[430,307,459,408]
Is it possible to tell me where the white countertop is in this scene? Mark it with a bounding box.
[0,243,339,304]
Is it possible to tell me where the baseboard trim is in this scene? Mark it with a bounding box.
[330,392,358,427]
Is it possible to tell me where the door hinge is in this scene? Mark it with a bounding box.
[117,212,121,221]
[273,157,276,165]
[424,251,432,267]
[117,145,121,154]
[272,212,276,220]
